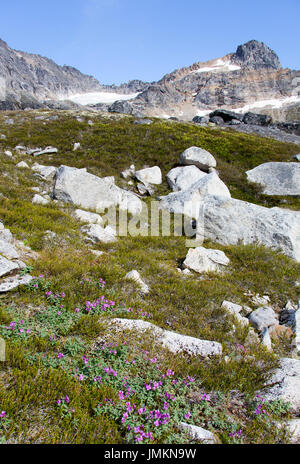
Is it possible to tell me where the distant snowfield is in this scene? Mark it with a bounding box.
[60,91,140,106]
[193,59,241,74]
[196,95,300,117]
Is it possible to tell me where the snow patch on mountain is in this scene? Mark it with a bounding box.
[193,59,241,74]
[62,91,140,106]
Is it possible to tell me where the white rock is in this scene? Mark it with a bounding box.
[73,142,81,151]
[166,166,207,192]
[109,319,222,357]
[183,247,230,274]
[16,161,29,169]
[160,173,230,218]
[54,165,142,216]
[264,358,300,413]
[0,255,19,278]
[0,238,20,259]
[74,209,103,225]
[179,146,217,172]
[32,163,57,180]
[0,134,6,139]
[90,250,104,257]
[4,150,13,158]
[81,224,117,244]
[221,301,249,327]
[125,270,149,294]
[179,422,216,444]
[261,327,272,351]
[197,195,300,262]
[33,146,58,157]
[32,194,50,205]
[246,162,300,196]
[0,274,33,293]
[121,165,135,179]
[135,166,162,185]
[248,306,278,332]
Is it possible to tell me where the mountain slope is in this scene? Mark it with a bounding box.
[129,40,300,120]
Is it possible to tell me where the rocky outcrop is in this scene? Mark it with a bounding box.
[197,195,300,262]
[232,40,282,70]
[246,162,300,195]
[53,165,142,216]
[166,166,207,192]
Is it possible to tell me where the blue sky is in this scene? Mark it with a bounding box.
[1,0,300,84]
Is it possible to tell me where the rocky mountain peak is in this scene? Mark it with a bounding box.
[232,40,282,70]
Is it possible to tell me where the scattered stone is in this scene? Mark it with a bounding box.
[166,166,207,192]
[251,294,271,306]
[179,423,216,444]
[125,270,149,294]
[248,306,278,332]
[179,147,217,172]
[0,274,33,293]
[109,319,223,357]
[210,116,224,125]
[121,165,135,179]
[133,119,153,125]
[209,110,244,123]
[280,301,296,332]
[197,195,300,262]
[246,162,300,196]
[243,112,272,126]
[221,301,249,327]
[293,154,300,162]
[183,247,230,274]
[32,163,57,180]
[81,224,117,244]
[261,327,272,351]
[54,165,142,216]
[16,161,29,169]
[135,166,162,185]
[0,134,6,139]
[4,118,14,125]
[4,150,13,158]
[74,209,103,225]
[73,142,81,151]
[90,250,104,257]
[264,358,300,413]
[192,116,209,124]
[294,306,300,354]
[32,194,51,205]
[136,182,155,196]
[33,146,58,157]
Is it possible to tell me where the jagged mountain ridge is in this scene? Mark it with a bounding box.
[130,40,300,120]
[0,38,149,110]
[0,38,299,121]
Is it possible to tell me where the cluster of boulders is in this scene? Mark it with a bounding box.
[121,163,162,196]
[193,109,272,127]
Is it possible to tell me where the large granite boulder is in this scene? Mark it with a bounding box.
[53,165,142,216]
[197,195,300,262]
[160,173,231,218]
[166,166,207,192]
[246,162,300,196]
[179,147,217,172]
[248,306,278,331]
